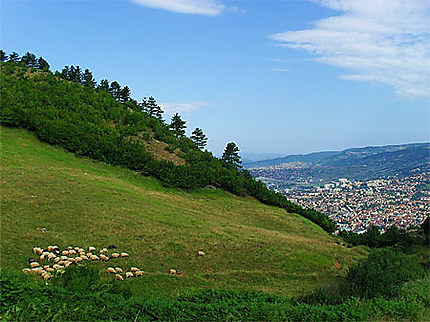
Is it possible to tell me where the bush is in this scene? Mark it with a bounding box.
[345,248,425,298]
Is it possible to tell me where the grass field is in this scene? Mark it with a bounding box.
[0,126,366,297]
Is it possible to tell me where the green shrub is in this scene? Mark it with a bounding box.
[345,248,425,298]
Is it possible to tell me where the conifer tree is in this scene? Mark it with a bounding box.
[8,52,19,62]
[61,66,70,80]
[170,113,186,137]
[82,69,96,87]
[120,85,131,102]
[0,50,8,62]
[143,96,163,120]
[74,66,82,84]
[110,81,121,100]
[37,57,50,71]
[222,142,242,168]
[98,79,110,92]
[191,128,208,150]
[21,52,37,67]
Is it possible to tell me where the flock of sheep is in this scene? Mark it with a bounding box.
[24,245,206,282]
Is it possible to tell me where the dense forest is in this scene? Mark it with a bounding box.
[0,50,337,233]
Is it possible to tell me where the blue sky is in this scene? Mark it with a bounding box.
[2,0,429,159]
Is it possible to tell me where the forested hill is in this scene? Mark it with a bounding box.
[245,143,430,181]
[0,51,336,233]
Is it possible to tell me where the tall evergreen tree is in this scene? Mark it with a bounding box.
[0,50,8,62]
[170,113,186,137]
[37,57,50,71]
[8,52,19,62]
[61,66,70,80]
[75,66,82,84]
[82,69,96,88]
[110,81,121,100]
[222,142,242,168]
[191,128,208,150]
[98,79,110,92]
[120,85,131,102]
[21,52,37,67]
[143,96,163,120]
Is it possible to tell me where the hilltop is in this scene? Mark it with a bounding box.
[0,126,363,296]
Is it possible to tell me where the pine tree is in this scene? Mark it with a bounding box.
[0,50,8,62]
[21,52,37,67]
[61,66,70,80]
[9,52,19,62]
[222,142,242,168]
[191,128,208,150]
[82,69,96,87]
[37,57,50,71]
[120,86,131,102]
[170,113,186,137]
[98,79,110,92]
[143,96,163,120]
[74,66,82,84]
[110,81,121,100]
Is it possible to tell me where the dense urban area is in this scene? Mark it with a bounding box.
[251,169,429,233]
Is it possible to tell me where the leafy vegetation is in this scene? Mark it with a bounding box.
[0,50,337,233]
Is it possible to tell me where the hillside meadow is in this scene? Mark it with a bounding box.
[0,126,365,297]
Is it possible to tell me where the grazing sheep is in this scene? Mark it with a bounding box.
[80,255,89,261]
[31,267,43,273]
[169,269,177,275]
[115,274,124,281]
[47,246,54,252]
[53,257,60,263]
[79,251,86,256]
[58,261,66,266]
[41,272,51,280]
[64,262,71,268]
[61,250,69,256]
[90,255,99,261]
[23,268,32,274]
[99,248,108,254]
[28,258,37,264]
[74,247,80,251]
[60,256,68,261]
[115,267,123,273]
[130,267,139,272]
[30,262,40,268]
[67,258,75,263]
[43,265,50,270]
[39,254,45,261]
[48,253,56,260]
[69,250,76,255]
[75,257,83,263]
[53,264,62,270]
[197,251,205,256]
[111,253,120,258]
[107,267,116,274]
[108,244,117,249]
[135,270,143,277]
[125,272,134,278]
[86,253,93,257]
[120,252,129,258]
[88,246,96,252]
[100,254,109,261]
[46,268,55,272]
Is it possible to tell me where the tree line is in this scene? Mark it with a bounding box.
[1,49,338,234]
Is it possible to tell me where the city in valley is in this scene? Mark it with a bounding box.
[250,169,429,233]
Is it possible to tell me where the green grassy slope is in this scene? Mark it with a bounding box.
[0,126,365,297]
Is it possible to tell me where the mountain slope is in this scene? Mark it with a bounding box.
[246,143,430,182]
[0,127,364,297]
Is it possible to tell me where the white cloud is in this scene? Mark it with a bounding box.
[271,68,289,72]
[271,0,430,98]
[161,101,210,118]
[129,0,224,16]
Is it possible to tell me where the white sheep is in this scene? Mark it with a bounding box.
[125,272,134,279]
[115,267,123,273]
[107,267,116,274]
[169,269,177,275]
[115,274,124,281]
[120,252,129,258]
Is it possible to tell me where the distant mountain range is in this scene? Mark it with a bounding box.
[245,143,430,184]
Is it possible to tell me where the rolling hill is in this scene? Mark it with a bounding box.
[0,126,365,297]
